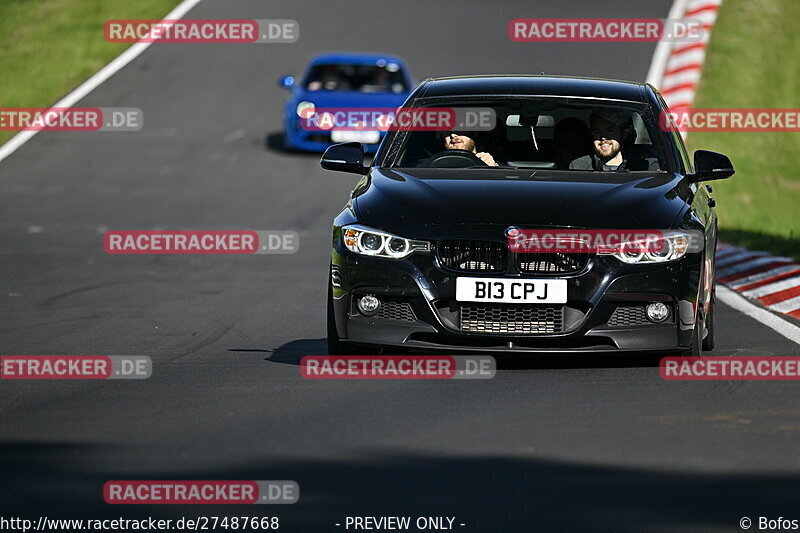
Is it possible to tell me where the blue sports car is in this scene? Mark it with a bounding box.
[278,53,412,152]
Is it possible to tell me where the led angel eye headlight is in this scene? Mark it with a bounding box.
[619,242,644,263]
[609,231,697,264]
[645,238,673,261]
[386,237,409,257]
[341,225,430,259]
[358,232,385,254]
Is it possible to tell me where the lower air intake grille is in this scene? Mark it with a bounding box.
[375,301,416,322]
[459,304,563,334]
[607,305,650,326]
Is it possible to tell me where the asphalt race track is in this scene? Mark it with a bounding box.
[2,1,800,531]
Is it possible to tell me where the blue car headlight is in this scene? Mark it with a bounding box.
[342,224,430,259]
[296,101,315,117]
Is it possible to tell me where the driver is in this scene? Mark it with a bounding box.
[417,131,498,167]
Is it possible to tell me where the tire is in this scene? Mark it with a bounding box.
[702,288,716,351]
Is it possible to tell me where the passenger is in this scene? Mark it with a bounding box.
[307,65,349,91]
[569,111,659,171]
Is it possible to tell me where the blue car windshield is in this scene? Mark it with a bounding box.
[304,63,408,93]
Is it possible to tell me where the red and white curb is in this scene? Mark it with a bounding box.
[659,0,723,109]
[716,244,800,322]
[647,0,723,111]
[649,0,800,332]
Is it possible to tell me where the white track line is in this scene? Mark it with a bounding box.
[0,0,204,165]
[718,287,800,345]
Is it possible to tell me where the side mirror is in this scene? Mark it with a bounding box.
[320,143,368,174]
[278,75,295,89]
[689,150,735,182]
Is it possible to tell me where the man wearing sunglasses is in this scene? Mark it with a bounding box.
[569,111,660,171]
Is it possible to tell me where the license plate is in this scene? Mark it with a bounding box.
[330,130,380,144]
[455,277,567,304]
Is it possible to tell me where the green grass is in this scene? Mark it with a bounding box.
[0,0,182,145]
[688,0,800,260]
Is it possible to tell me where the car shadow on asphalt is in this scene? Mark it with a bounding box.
[0,440,795,532]
[264,131,377,166]
[264,131,319,155]
[261,339,667,370]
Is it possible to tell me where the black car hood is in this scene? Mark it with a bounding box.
[354,167,691,239]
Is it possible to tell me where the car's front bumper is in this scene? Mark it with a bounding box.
[331,246,703,353]
[284,117,382,152]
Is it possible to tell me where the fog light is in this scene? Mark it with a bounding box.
[358,295,380,316]
[646,302,669,323]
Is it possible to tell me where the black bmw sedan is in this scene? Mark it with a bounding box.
[322,75,734,355]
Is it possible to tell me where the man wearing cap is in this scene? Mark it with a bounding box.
[569,111,659,171]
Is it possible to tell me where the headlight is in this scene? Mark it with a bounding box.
[295,101,315,118]
[342,225,430,259]
[601,230,701,264]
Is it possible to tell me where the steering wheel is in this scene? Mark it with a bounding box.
[427,149,487,168]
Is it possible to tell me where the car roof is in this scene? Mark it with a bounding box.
[417,75,648,102]
[309,52,406,67]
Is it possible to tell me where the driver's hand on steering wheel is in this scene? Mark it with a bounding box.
[476,152,498,166]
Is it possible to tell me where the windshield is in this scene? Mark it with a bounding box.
[383,97,675,173]
[304,63,408,93]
